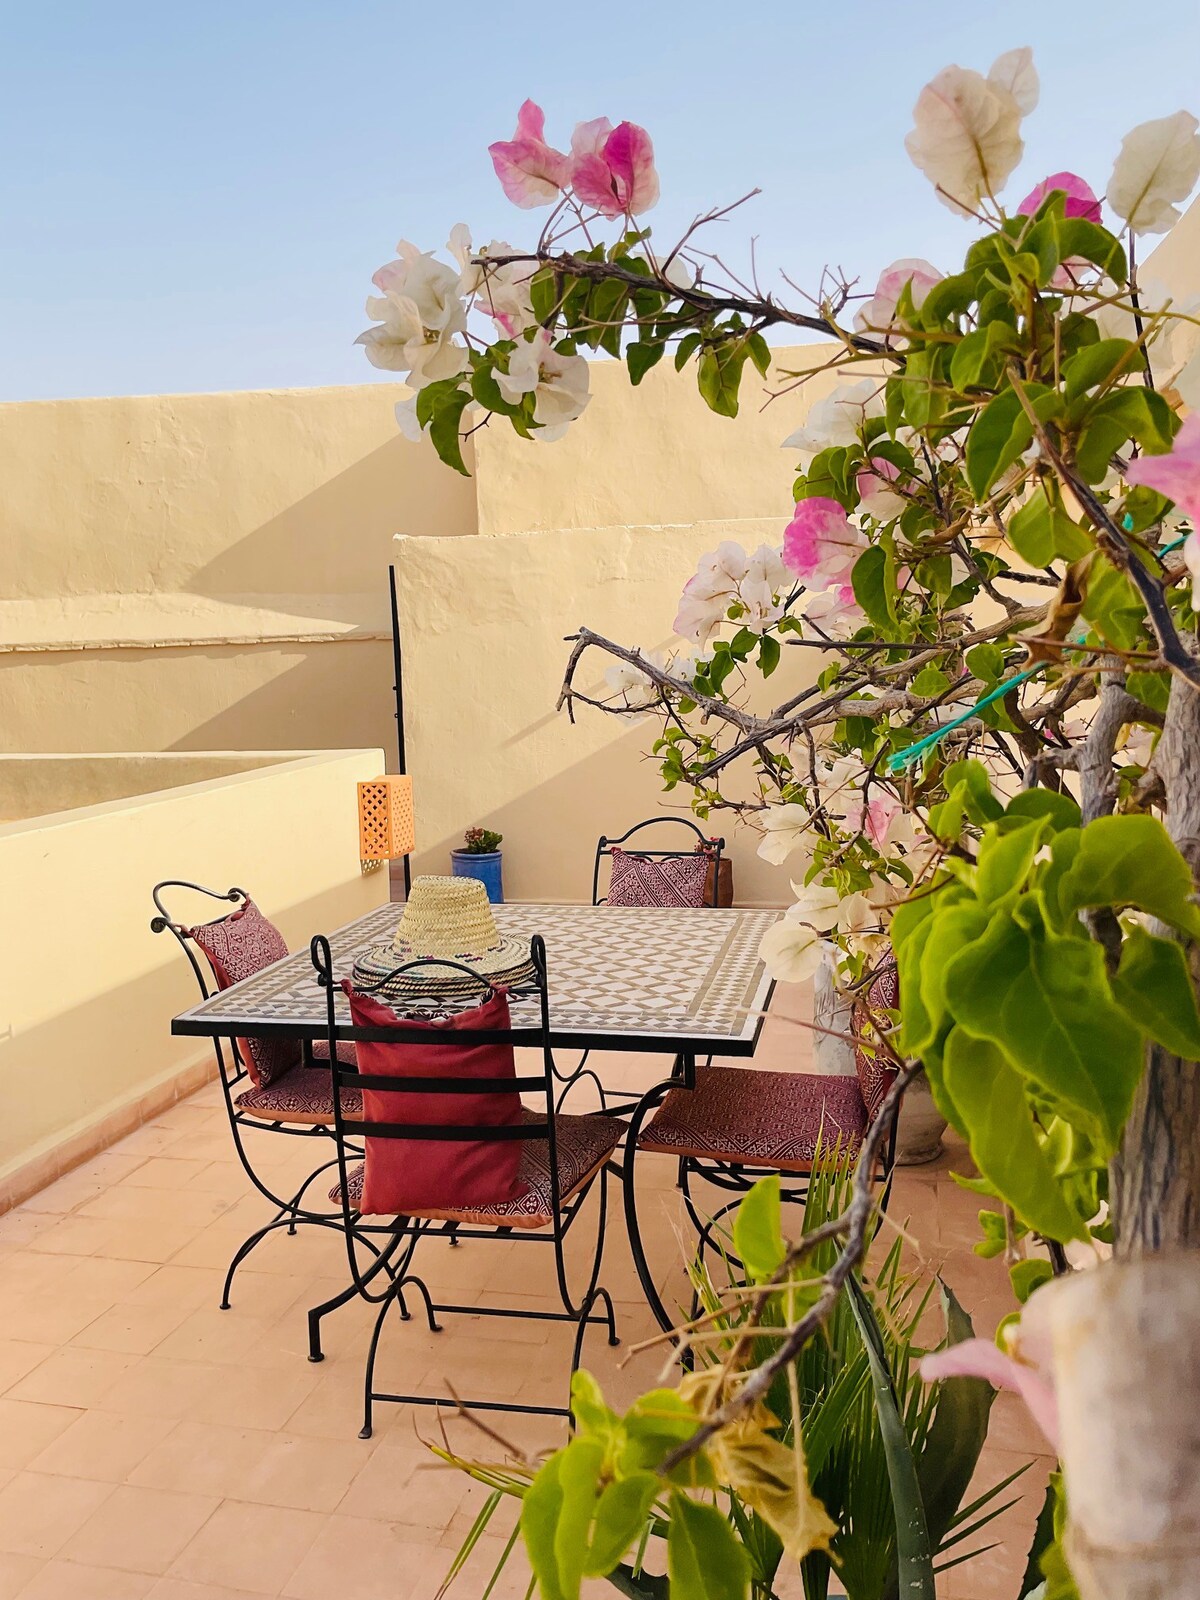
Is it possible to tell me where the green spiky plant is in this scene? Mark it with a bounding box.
[433,1156,1024,1600]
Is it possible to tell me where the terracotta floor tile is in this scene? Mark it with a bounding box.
[76,1187,233,1230]
[23,1217,116,1259]
[181,1359,320,1433]
[4,1296,113,1348]
[0,1346,55,1399]
[8,1349,136,1410]
[0,1552,42,1599]
[18,1177,108,1217]
[16,1560,157,1598]
[280,1515,444,1600]
[0,1403,83,1471]
[28,1409,177,1482]
[127,1423,273,1498]
[54,1260,157,1305]
[96,1360,224,1422]
[229,1432,373,1512]
[117,1160,212,1191]
[147,1580,265,1600]
[120,1267,223,1312]
[58,1484,219,1576]
[0,1472,113,1559]
[69,1300,197,1358]
[167,1500,324,1595]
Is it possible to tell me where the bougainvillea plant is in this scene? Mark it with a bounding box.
[361,50,1200,1600]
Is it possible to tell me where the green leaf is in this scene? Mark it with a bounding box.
[697,342,749,418]
[1124,669,1170,715]
[747,331,772,377]
[1111,925,1200,1058]
[733,1175,786,1282]
[666,1494,750,1600]
[1008,489,1093,566]
[942,1030,1088,1241]
[891,891,939,1056]
[949,323,1016,390]
[1055,217,1127,283]
[1073,387,1177,484]
[1063,338,1140,403]
[1003,790,1081,833]
[943,911,1143,1146]
[917,1283,995,1555]
[552,1440,606,1600]
[1058,814,1200,938]
[975,819,1047,906]
[851,543,897,630]
[522,1452,569,1600]
[569,1370,618,1438]
[946,759,1005,822]
[426,385,473,476]
[584,1475,661,1577]
[627,341,665,386]
[966,385,1062,499]
[911,664,952,697]
[1010,1259,1055,1304]
[1081,561,1146,652]
[757,634,781,678]
[846,1277,936,1600]
[674,331,702,371]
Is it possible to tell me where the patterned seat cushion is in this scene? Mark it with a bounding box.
[637,1064,868,1172]
[852,962,900,1124]
[330,1109,624,1228]
[191,899,298,1088]
[606,847,710,908]
[235,1068,362,1127]
[311,1039,358,1066]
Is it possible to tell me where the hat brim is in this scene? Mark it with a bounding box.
[350,935,536,999]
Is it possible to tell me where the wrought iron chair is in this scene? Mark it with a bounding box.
[150,881,399,1327]
[622,968,903,1333]
[310,932,623,1436]
[592,817,726,908]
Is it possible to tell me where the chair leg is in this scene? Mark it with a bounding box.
[359,1281,405,1440]
[220,1214,312,1310]
[306,1227,411,1362]
[622,1082,678,1335]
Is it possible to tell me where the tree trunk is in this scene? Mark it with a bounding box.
[1050,1256,1200,1600]
[1112,672,1200,1256]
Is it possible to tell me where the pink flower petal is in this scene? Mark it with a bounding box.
[921,1338,1059,1451]
[1017,171,1102,223]
[783,497,867,584]
[1125,412,1200,522]
[489,100,571,208]
[571,120,659,216]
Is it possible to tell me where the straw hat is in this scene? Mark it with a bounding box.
[351,875,535,998]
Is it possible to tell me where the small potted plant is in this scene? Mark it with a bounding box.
[451,826,505,903]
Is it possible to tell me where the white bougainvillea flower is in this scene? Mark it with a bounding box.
[837,891,877,939]
[854,258,943,337]
[802,583,862,634]
[758,917,831,985]
[496,329,590,439]
[394,395,422,441]
[673,541,749,643]
[738,544,790,634]
[781,379,885,460]
[448,227,536,337]
[369,247,464,334]
[856,457,907,520]
[757,803,814,866]
[669,643,712,682]
[904,48,1036,216]
[488,100,572,208]
[783,498,869,588]
[1108,111,1200,235]
[357,245,469,386]
[604,652,663,708]
[848,790,910,849]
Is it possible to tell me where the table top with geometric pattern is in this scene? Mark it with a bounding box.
[172,901,781,1056]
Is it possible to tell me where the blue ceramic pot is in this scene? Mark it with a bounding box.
[451,850,504,903]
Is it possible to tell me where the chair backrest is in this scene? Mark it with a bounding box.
[310,934,561,1220]
[592,818,725,907]
[150,880,298,1087]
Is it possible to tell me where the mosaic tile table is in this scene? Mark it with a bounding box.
[172,902,780,1057]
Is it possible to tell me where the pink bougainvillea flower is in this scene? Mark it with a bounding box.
[921,1292,1060,1453]
[1125,413,1200,606]
[1017,170,1102,222]
[854,258,943,336]
[856,457,907,520]
[783,497,868,587]
[489,100,571,208]
[849,790,909,849]
[571,120,659,216]
[1124,412,1200,519]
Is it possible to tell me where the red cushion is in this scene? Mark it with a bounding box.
[607,847,709,908]
[344,983,525,1216]
[853,962,900,1123]
[191,899,299,1088]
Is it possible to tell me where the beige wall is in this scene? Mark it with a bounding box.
[0,751,296,822]
[0,748,388,1207]
[0,383,475,754]
[397,522,816,907]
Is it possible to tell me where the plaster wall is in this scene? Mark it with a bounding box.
[0,748,388,1207]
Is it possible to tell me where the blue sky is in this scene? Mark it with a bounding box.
[2,0,1198,401]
